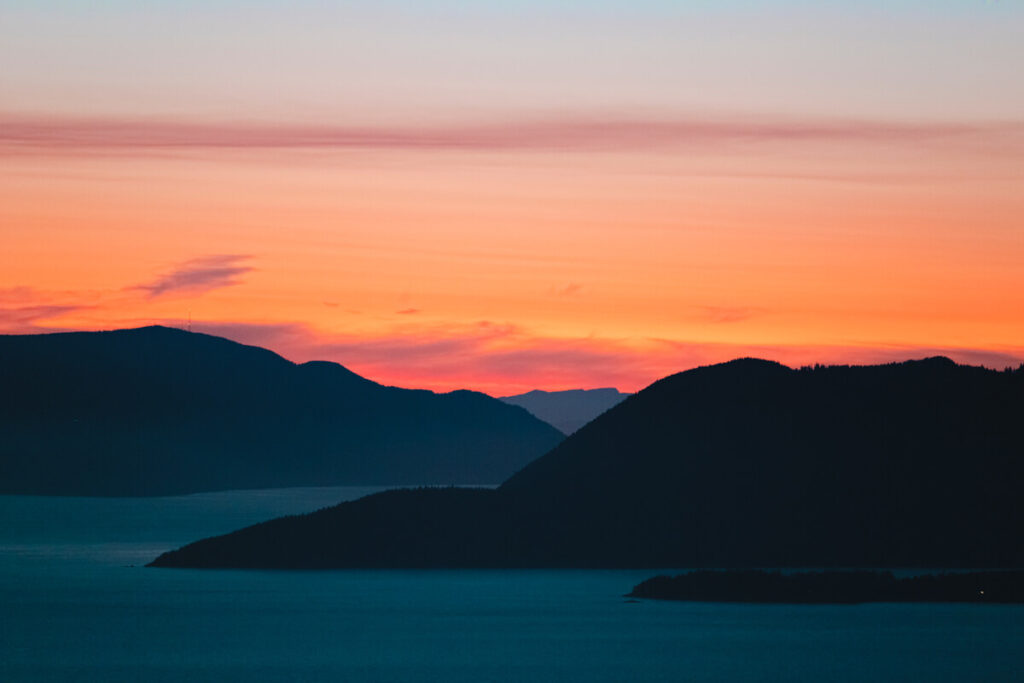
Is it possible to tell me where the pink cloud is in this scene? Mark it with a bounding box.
[133,255,253,298]
[551,283,584,297]
[0,287,95,333]
[2,113,1021,154]
[180,319,1024,395]
[696,305,762,324]
[5,306,1021,393]
[0,305,88,333]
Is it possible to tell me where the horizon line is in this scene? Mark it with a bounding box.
[4,322,1022,397]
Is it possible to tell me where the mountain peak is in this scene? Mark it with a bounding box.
[0,326,563,496]
[151,354,1023,569]
[499,387,630,434]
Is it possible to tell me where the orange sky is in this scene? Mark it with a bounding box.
[3,122,1022,394]
[2,4,1023,394]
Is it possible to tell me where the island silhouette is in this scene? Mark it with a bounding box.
[150,356,1024,569]
[0,326,563,495]
[627,570,1024,604]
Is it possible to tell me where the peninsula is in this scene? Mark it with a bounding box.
[150,357,1024,569]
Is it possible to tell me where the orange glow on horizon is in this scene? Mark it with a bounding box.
[2,115,1022,394]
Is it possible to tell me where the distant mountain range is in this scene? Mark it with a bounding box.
[151,357,1024,569]
[0,326,563,496]
[499,388,629,434]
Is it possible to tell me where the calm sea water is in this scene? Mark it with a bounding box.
[1,488,1021,682]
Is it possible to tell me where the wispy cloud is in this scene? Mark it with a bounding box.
[7,306,1021,393]
[2,113,1021,154]
[0,287,92,333]
[551,283,584,297]
[696,306,761,324]
[4,295,1021,392]
[161,318,1024,395]
[134,255,253,298]
[0,305,87,332]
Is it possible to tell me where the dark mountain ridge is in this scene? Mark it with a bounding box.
[151,356,1024,569]
[499,387,629,434]
[0,326,564,495]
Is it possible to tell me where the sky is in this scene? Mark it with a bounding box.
[2,1,1022,394]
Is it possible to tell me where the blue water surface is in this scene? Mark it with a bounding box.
[1,489,1021,682]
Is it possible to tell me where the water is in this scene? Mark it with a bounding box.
[1,490,1021,682]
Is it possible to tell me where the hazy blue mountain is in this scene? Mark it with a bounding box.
[0,326,563,495]
[151,357,1024,569]
[499,388,629,434]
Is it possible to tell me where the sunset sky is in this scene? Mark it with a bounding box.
[2,1,1022,394]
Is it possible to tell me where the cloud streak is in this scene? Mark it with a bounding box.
[176,319,1024,395]
[2,114,1021,154]
[134,255,253,298]
[0,287,94,333]
[5,309,1022,394]
[0,305,87,331]
[696,306,762,324]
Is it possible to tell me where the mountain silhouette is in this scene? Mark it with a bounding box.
[150,357,1024,569]
[0,326,563,495]
[499,388,629,434]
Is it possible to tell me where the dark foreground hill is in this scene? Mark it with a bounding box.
[150,357,1024,568]
[627,570,1024,604]
[499,388,629,434]
[0,327,563,495]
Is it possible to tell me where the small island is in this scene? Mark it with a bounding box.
[627,570,1024,604]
